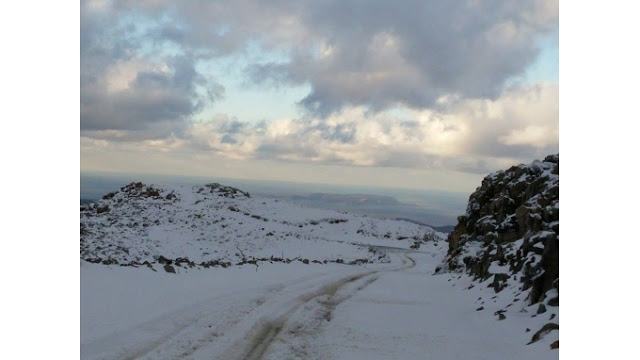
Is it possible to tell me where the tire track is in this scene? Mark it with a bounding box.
[221,255,415,360]
[228,271,378,360]
[91,255,415,360]
[83,270,348,360]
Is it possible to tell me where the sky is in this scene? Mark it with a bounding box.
[80,0,559,193]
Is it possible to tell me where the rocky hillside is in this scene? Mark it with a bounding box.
[80,182,443,271]
[436,154,560,349]
[441,155,559,344]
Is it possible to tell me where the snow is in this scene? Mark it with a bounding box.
[312,255,556,360]
[488,260,511,274]
[81,251,558,359]
[81,182,558,359]
[81,183,439,266]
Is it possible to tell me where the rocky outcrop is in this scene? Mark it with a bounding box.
[198,183,250,198]
[445,155,559,305]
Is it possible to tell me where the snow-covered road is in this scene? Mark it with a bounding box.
[81,249,557,360]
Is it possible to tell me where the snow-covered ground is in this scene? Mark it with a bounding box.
[81,182,557,359]
[81,249,557,359]
[80,183,436,266]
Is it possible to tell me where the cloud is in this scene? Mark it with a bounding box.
[80,0,558,175]
[80,1,224,139]
[244,0,559,114]
[500,125,558,148]
[81,56,223,140]
[169,83,557,173]
[85,1,557,117]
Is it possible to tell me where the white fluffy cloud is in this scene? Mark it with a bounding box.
[172,83,558,174]
[80,0,558,178]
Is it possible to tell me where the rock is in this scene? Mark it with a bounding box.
[528,323,559,344]
[537,303,547,314]
[547,296,559,307]
[163,265,176,274]
[550,340,559,349]
[102,192,116,200]
[491,273,509,293]
[476,306,484,311]
[96,205,110,214]
[498,313,506,320]
[204,183,250,198]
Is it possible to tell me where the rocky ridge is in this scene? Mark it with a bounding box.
[441,155,559,345]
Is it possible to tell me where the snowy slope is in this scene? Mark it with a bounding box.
[81,181,558,359]
[81,182,441,269]
[81,251,558,359]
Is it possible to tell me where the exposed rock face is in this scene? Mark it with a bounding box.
[446,155,559,305]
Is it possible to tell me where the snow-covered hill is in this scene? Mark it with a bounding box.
[80,174,559,359]
[80,182,442,271]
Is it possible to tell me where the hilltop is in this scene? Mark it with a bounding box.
[80,181,441,271]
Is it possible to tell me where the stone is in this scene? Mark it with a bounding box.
[96,205,110,214]
[528,323,559,344]
[537,303,547,314]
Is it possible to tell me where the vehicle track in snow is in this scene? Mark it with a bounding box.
[83,254,416,360]
[219,255,416,360]
[239,272,379,360]
[82,269,353,360]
